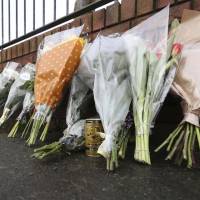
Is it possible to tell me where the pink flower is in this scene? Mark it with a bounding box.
[156,52,162,59]
[172,43,183,56]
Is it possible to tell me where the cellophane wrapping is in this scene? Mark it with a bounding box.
[27,26,85,146]
[0,62,21,107]
[123,6,175,164]
[90,34,132,170]
[155,10,200,168]
[0,63,35,126]
[32,43,98,158]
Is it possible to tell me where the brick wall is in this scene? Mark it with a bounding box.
[1,0,197,69]
[0,0,198,137]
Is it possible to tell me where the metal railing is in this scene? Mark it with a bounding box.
[0,0,115,50]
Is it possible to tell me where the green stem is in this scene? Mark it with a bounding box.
[167,124,183,151]
[183,123,190,160]
[21,114,34,139]
[8,120,20,138]
[166,129,185,160]
[155,125,182,152]
[187,125,193,168]
[195,127,200,149]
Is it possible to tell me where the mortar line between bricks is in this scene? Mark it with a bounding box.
[0,0,191,64]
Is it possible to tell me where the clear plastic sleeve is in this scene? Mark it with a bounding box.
[0,62,21,107]
[27,26,85,145]
[37,25,84,59]
[65,75,90,132]
[122,6,170,135]
[0,63,35,125]
[60,120,85,150]
[59,42,98,149]
[90,34,132,158]
[17,91,35,121]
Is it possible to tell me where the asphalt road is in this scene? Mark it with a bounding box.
[0,132,200,200]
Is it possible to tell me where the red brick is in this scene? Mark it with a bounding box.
[132,14,152,27]
[102,21,130,35]
[1,50,7,62]
[37,35,44,47]
[70,18,81,27]
[17,44,23,57]
[30,37,37,53]
[51,27,60,34]
[60,23,71,31]
[90,32,98,41]
[23,40,30,55]
[44,31,51,38]
[0,62,6,70]
[157,0,175,8]
[137,0,153,15]
[170,2,192,19]
[81,13,93,32]
[93,9,105,31]
[6,48,12,60]
[17,53,36,65]
[193,0,200,10]
[106,2,120,26]
[11,46,17,59]
[121,0,135,21]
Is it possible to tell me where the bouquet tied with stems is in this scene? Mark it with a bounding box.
[8,84,35,138]
[33,43,98,159]
[0,63,35,126]
[155,10,200,167]
[0,62,21,107]
[25,26,85,146]
[123,6,182,165]
[90,34,132,171]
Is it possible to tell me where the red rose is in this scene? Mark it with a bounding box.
[172,43,183,56]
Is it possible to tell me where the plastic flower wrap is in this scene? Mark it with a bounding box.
[26,26,85,146]
[90,34,132,171]
[0,63,35,126]
[33,43,98,159]
[155,10,200,168]
[0,62,21,106]
[123,6,181,164]
[8,88,35,138]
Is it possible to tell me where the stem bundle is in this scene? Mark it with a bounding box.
[155,122,200,168]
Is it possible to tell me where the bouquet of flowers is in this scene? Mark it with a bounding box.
[8,87,35,138]
[0,62,21,107]
[155,11,200,167]
[90,34,132,171]
[33,43,98,159]
[123,6,181,164]
[26,26,85,146]
[0,63,35,126]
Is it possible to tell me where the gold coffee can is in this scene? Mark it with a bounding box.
[85,118,104,157]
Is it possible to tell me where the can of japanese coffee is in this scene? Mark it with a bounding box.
[85,119,104,157]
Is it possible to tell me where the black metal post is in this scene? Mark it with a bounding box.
[1,0,4,45]
[33,0,35,30]
[66,0,69,15]
[54,0,56,20]
[0,0,115,49]
[8,0,11,41]
[16,0,18,38]
[43,0,45,26]
[24,0,26,34]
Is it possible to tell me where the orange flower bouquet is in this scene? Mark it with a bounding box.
[25,26,85,146]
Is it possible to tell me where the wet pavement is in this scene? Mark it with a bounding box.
[0,132,200,200]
